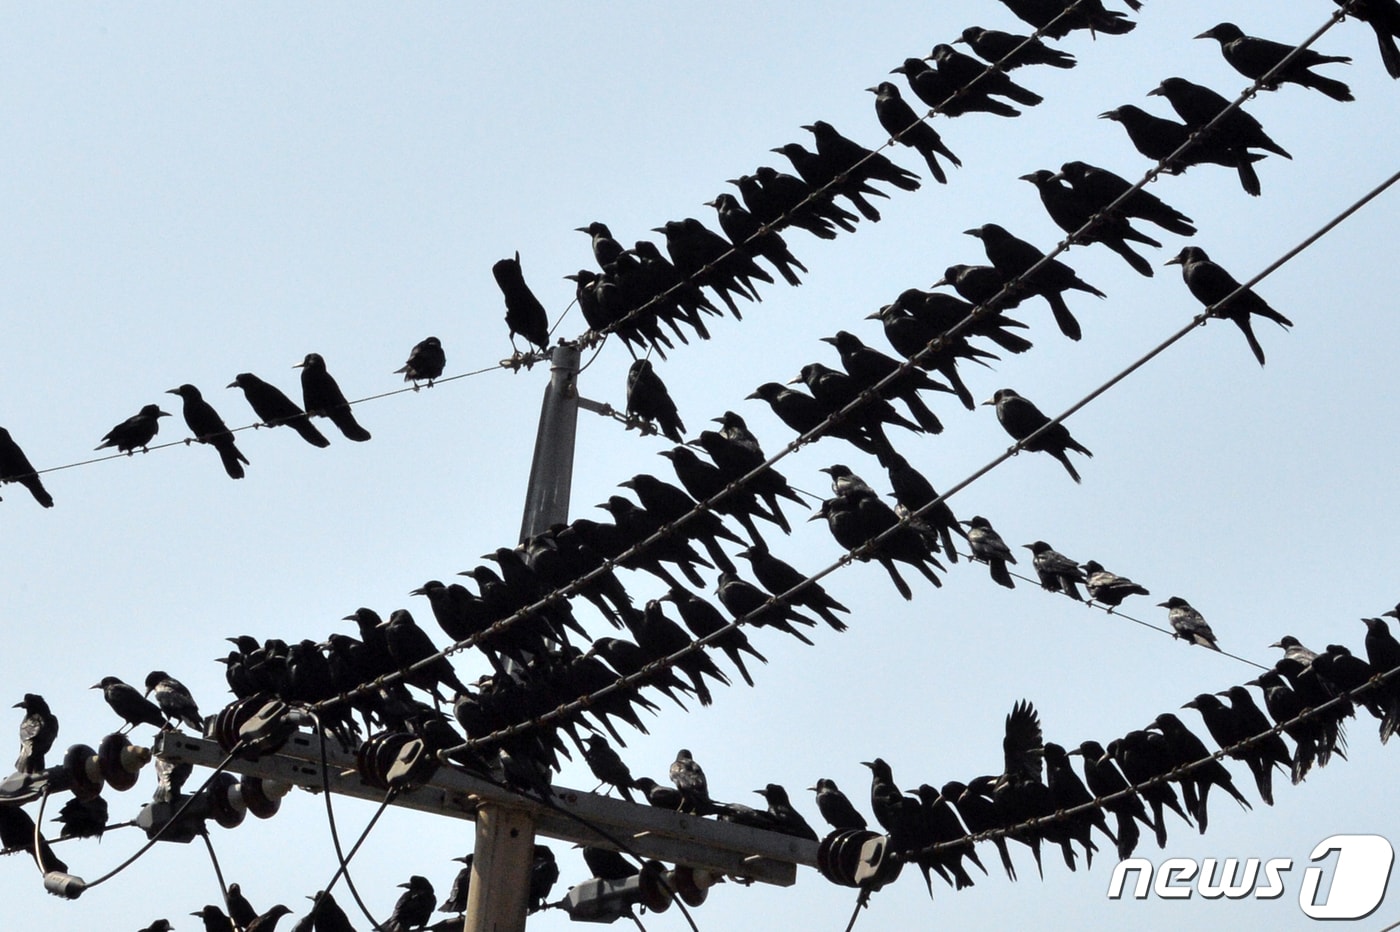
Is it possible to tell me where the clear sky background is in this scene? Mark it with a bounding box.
[3,3,1399,930]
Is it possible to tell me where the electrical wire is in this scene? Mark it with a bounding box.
[0,820,135,859]
[311,713,392,932]
[199,830,233,917]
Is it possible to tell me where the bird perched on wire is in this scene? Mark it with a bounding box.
[1097,105,1266,196]
[985,388,1092,483]
[493,252,551,354]
[669,748,712,813]
[865,82,961,184]
[625,359,685,443]
[1166,246,1292,366]
[1334,0,1400,78]
[143,671,203,732]
[962,516,1017,588]
[227,373,330,448]
[582,734,637,802]
[1057,160,1196,238]
[1159,597,1221,650]
[0,427,53,507]
[14,693,58,774]
[1196,23,1353,101]
[1082,560,1150,610]
[395,336,446,388]
[964,223,1104,341]
[705,191,808,286]
[1025,541,1086,601]
[992,0,1136,39]
[954,25,1076,70]
[95,404,172,455]
[91,676,166,734]
[296,352,371,442]
[756,783,819,841]
[166,384,249,480]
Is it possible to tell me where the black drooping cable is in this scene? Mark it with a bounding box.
[311,714,393,932]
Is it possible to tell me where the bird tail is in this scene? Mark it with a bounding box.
[21,476,54,507]
[290,416,331,448]
[1044,292,1083,341]
[1106,238,1154,277]
[1302,72,1354,102]
[915,143,948,185]
[1235,155,1262,197]
[1000,80,1043,107]
[213,438,248,479]
[902,394,944,434]
[989,558,1015,589]
[1377,27,1400,78]
[1232,315,1268,366]
[329,407,372,442]
[878,557,913,600]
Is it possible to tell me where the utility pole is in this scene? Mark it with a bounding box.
[475,340,580,932]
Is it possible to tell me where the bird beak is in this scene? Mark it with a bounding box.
[574,227,589,233]
[164,388,181,395]
[409,587,426,596]
[1147,85,1165,97]
[226,380,239,389]
[785,375,804,386]
[89,683,102,690]
[1193,29,1214,40]
[1163,255,1183,267]
[863,86,879,94]
[11,701,23,709]
[650,227,666,234]
[980,396,997,406]
[931,276,949,287]
[1016,173,1038,183]
[292,361,305,369]
[1096,111,1116,120]
[1065,748,1082,757]
[702,199,717,207]
[799,124,815,132]
[962,228,982,238]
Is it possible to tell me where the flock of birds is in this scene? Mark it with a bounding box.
[5,0,1400,927]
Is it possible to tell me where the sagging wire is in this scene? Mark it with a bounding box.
[0,820,135,859]
[311,713,392,932]
[199,831,232,917]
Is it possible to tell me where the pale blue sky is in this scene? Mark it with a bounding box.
[2,3,1398,930]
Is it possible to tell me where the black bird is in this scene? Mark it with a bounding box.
[771,141,888,224]
[962,515,1016,588]
[387,875,435,932]
[1149,76,1291,178]
[911,783,987,889]
[379,609,470,703]
[809,778,867,830]
[396,336,446,387]
[1270,634,1319,666]
[246,905,293,932]
[143,671,203,731]
[822,330,950,434]
[890,57,1021,118]
[705,192,807,286]
[296,353,371,442]
[191,906,234,932]
[658,444,779,548]
[993,0,1136,39]
[745,381,881,454]
[736,546,849,632]
[655,217,771,318]
[1335,0,1400,79]
[625,359,685,443]
[943,778,1018,881]
[1197,23,1352,101]
[1019,169,1159,277]
[693,410,807,534]
[1185,690,1291,806]
[619,473,742,574]
[581,846,637,881]
[932,263,1024,312]
[715,569,820,645]
[669,748,712,812]
[1043,742,1116,869]
[582,734,636,802]
[492,252,550,353]
[1150,712,1253,833]
[1081,560,1150,610]
[1057,160,1196,237]
[1362,616,1400,742]
[955,26,1076,70]
[437,856,474,914]
[985,388,1093,483]
[928,43,1044,107]
[139,921,174,932]
[227,882,259,930]
[865,290,1008,405]
[14,693,58,774]
[632,776,688,811]
[1109,730,1196,839]
[630,599,731,704]
[1025,541,1086,600]
[729,165,857,238]
[1097,105,1267,196]
[660,586,768,686]
[804,119,922,194]
[879,450,966,563]
[91,676,166,733]
[810,493,944,600]
[1166,246,1292,366]
[166,384,250,479]
[1158,597,1221,650]
[95,404,171,455]
[228,373,330,448]
[588,635,696,711]
[1074,739,1159,856]
[865,82,961,184]
[0,804,66,873]
[993,700,1076,876]
[306,891,356,932]
[577,221,626,268]
[756,783,819,841]
[528,845,559,913]
[965,223,1104,340]
[861,758,925,857]
[789,362,924,455]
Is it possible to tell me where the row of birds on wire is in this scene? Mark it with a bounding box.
[83,600,1400,927]
[1,7,1370,506]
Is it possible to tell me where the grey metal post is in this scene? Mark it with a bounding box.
[469,340,580,931]
[517,341,582,543]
